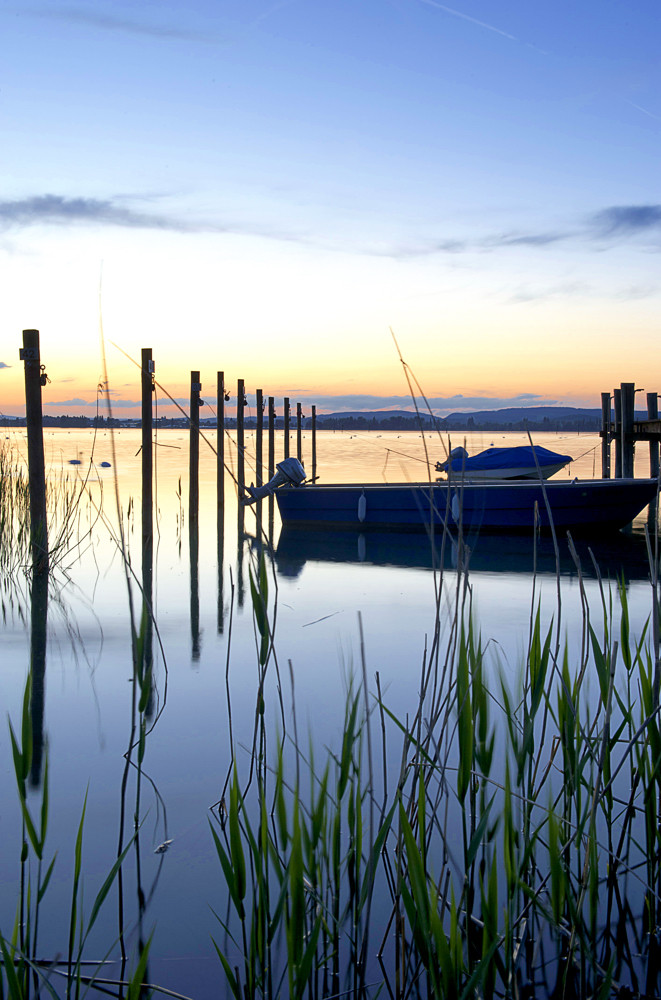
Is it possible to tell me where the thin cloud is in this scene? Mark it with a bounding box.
[49,396,190,408]
[0,362,10,369]
[24,6,212,42]
[0,195,202,233]
[591,205,661,236]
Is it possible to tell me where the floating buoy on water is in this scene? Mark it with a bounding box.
[358,489,367,523]
[100,461,111,467]
[68,459,81,465]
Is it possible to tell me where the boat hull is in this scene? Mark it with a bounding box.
[275,479,658,534]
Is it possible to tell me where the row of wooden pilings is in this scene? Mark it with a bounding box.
[600,383,661,480]
[20,331,319,574]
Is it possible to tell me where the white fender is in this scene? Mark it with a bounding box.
[358,489,367,523]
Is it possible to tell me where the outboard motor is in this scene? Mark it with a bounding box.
[435,446,469,474]
[243,457,306,503]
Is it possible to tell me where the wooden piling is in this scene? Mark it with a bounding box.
[613,388,622,478]
[284,397,290,459]
[20,329,48,572]
[296,402,303,462]
[600,392,611,478]
[648,391,660,480]
[312,405,317,482]
[189,371,200,523]
[141,348,153,555]
[268,396,275,479]
[256,389,264,489]
[621,382,635,479]
[217,372,225,511]
[237,378,245,496]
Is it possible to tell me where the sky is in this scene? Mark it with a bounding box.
[0,0,659,418]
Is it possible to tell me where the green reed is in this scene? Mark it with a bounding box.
[209,537,661,999]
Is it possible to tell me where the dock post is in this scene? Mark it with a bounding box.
[648,391,660,480]
[613,388,622,478]
[296,402,303,463]
[621,382,635,479]
[141,348,154,560]
[600,392,611,478]
[268,396,275,479]
[217,372,225,511]
[284,397,290,458]
[312,405,317,482]
[189,372,200,523]
[256,389,264,489]
[237,378,245,496]
[20,330,48,573]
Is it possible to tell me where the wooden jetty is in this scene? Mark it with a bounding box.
[600,382,661,479]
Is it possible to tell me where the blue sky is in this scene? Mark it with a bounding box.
[1,0,659,416]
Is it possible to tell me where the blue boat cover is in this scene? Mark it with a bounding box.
[441,445,571,473]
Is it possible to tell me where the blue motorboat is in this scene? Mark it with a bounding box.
[274,478,658,534]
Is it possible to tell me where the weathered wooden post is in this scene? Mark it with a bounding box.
[141,348,154,698]
[237,378,246,496]
[256,389,264,489]
[312,404,317,482]
[296,402,303,462]
[268,397,276,479]
[217,372,225,511]
[189,372,201,523]
[621,382,635,479]
[600,392,611,478]
[613,388,622,478]
[648,392,659,480]
[20,329,48,573]
[284,397,290,459]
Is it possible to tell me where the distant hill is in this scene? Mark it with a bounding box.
[315,406,616,431]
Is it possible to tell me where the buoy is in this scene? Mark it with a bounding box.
[358,489,367,523]
[100,461,111,467]
[68,459,82,465]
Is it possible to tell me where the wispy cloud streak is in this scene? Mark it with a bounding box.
[24,6,211,42]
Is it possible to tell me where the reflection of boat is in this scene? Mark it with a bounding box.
[275,526,655,582]
[275,479,658,534]
[436,445,571,481]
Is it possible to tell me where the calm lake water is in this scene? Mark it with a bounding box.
[2,427,659,996]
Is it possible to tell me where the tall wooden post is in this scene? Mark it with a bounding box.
[600,392,611,479]
[284,397,290,459]
[217,372,225,511]
[613,388,622,478]
[256,389,264,489]
[189,372,200,523]
[141,348,154,694]
[312,405,317,482]
[268,397,275,479]
[648,392,659,480]
[20,330,48,572]
[237,379,245,496]
[621,382,635,479]
[296,402,303,462]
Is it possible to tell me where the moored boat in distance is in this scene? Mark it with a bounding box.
[274,478,658,534]
[436,444,572,481]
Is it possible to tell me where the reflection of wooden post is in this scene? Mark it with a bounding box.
[296,403,303,462]
[189,372,200,523]
[29,566,48,786]
[600,392,611,478]
[621,382,635,479]
[312,405,317,482]
[648,392,659,480]
[256,389,264,488]
[217,372,225,511]
[613,388,622,478]
[237,379,245,496]
[284,397,290,459]
[268,397,275,479]
[21,330,48,572]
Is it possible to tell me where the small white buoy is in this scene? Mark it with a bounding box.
[358,490,367,523]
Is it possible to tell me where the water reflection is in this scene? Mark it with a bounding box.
[29,566,48,787]
[275,525,655,583]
